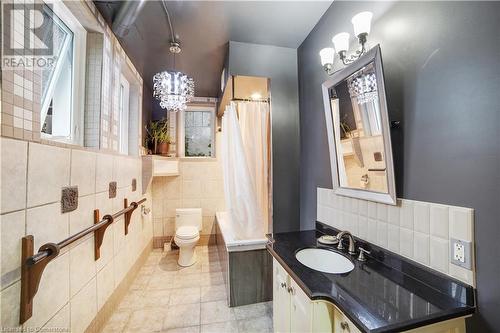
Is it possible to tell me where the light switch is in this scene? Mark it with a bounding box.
[450,238,472,269]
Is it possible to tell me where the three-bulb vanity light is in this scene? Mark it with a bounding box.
[319,11,373,75]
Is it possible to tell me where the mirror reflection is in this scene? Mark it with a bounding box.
[329,61,388,193]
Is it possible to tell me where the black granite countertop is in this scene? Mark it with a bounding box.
[266,225,475,333]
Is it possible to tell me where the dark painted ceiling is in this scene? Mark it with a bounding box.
[94,1,332,97]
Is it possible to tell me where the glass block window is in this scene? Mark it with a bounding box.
[184,110,215,157]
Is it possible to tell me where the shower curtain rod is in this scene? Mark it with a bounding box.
[232,98,270,103]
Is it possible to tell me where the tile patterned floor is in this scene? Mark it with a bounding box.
[102,246,273,333]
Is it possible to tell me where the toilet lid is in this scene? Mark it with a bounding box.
[176,226,199,240]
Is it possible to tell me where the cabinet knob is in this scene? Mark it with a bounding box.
[287,286,295,294]
[280,282,287,289]
[340,321,349,331]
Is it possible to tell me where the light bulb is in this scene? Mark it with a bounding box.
[250,92,262,100]
[352,11,373,37]
[332,33,350,53]
[319,48,335,66]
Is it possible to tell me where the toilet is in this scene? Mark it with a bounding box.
[174,208,202,266]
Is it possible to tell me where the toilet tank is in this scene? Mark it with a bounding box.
[175,208,202,231]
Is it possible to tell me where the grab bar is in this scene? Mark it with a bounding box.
[19,197,147,324]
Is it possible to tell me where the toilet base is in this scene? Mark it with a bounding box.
[178,248,197,267]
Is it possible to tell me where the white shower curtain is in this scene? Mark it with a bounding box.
[221,101,270,239]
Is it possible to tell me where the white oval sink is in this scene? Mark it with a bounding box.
[295,248,354,274]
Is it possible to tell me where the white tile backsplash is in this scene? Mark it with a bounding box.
[449,207,474,242]
[430,236,449,273]
[400,228,414,258]
[413,232,430,266]
[414,202,430,234]
[387,224,400,253]
[430,205,449,239]
[317,187,475,286]
[400,200,414,230]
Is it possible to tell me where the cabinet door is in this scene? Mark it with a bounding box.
[333,308,362,333]
[290,278,312,333]
[273,259,291,333]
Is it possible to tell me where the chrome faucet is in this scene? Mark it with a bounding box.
[336,231,356,255]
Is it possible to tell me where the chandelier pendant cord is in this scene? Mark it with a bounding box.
[153,0,195,112]
[161,0,176,43]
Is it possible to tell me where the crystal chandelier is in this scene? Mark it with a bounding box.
[153,0,195,113]
[153,69,194,112]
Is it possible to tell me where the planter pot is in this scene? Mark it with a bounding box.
[156,142,170,155]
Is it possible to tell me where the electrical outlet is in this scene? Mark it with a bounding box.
[450,238,472,269]
[454,243,465,262]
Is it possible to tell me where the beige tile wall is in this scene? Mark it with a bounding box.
[317,187,475,286]
[0,1,152,332]
[0,137,153,331]
[152,159,225,244]
[1,0,144,155]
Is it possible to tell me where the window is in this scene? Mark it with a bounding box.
[40,2,86,144]
[119,74,130,154]
[178,106,216,157]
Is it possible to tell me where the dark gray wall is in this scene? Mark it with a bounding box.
[298,2,500,331]
[229,41,301,232]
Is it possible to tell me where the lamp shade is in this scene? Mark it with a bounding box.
[332,32,350,53]
[319,48,335,66]
[352,11,373,36]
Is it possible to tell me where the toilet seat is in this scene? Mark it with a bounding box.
[175,226,199,240]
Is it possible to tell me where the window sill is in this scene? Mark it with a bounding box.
[179,156,217,162]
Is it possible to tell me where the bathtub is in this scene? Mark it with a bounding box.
[215,212,272,307]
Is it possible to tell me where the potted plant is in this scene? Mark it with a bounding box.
[157,130,172,155]
[145,119,172,155]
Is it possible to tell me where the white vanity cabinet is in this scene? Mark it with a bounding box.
[272,258,467,333]
[273,258,331,333]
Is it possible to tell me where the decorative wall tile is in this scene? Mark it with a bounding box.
[109,181,117,198]
[61,186,79,213]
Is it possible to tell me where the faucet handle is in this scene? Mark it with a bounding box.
[357,247,371,262]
